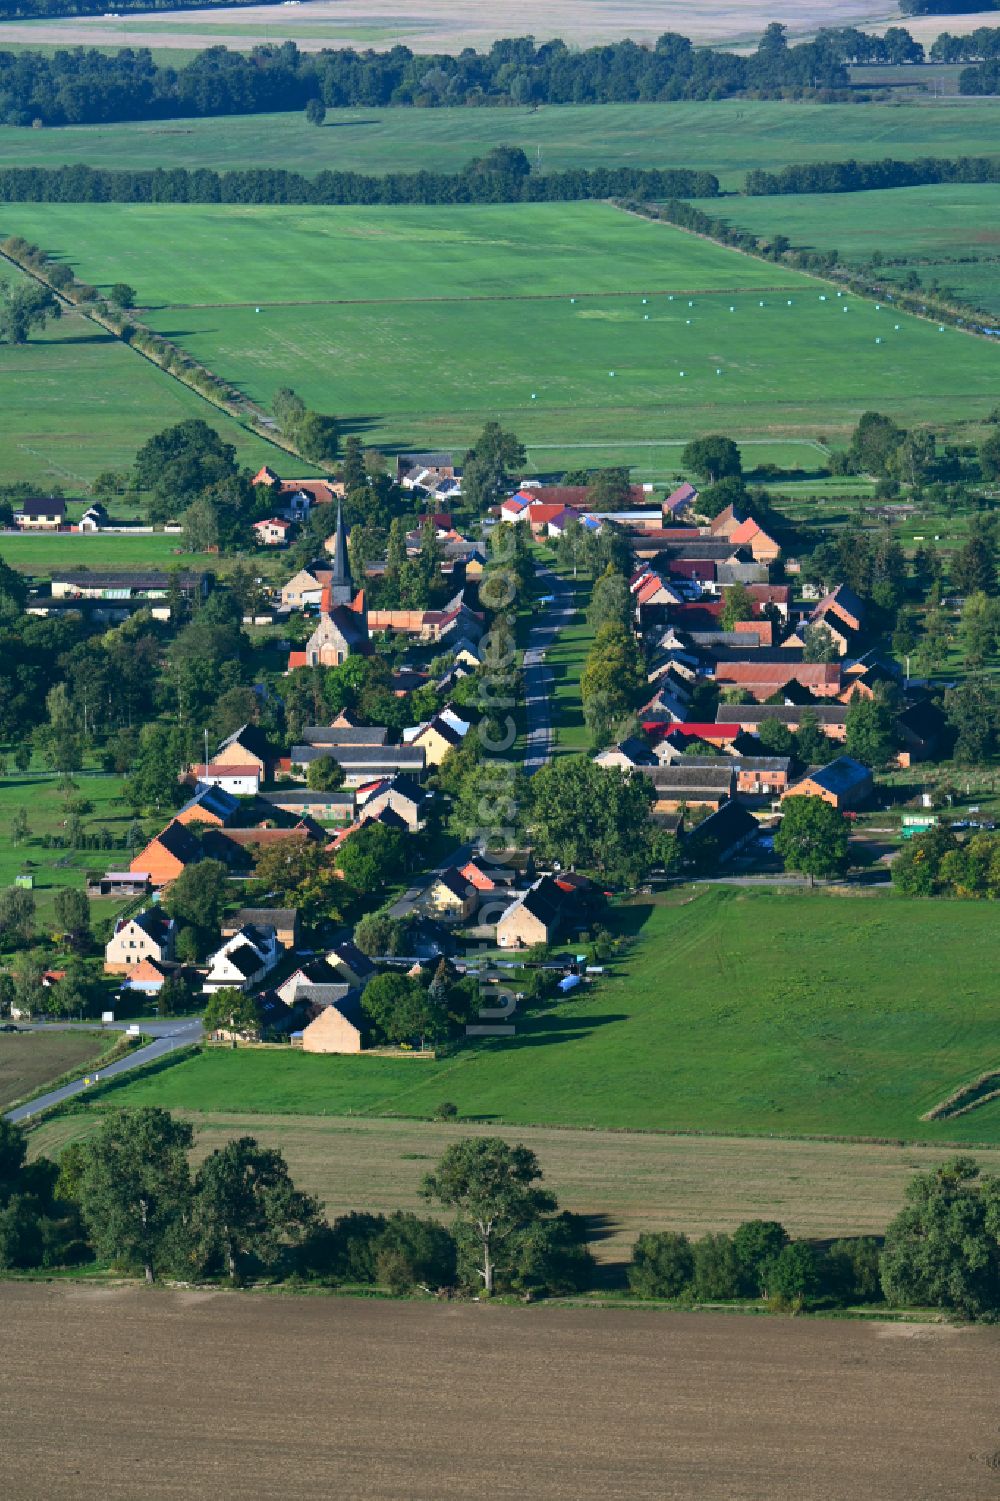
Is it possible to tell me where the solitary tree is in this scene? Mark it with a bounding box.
[880,1158,1000,1321]
[421,1137,556,1296]
[306,754,345,792]
[774,795,850,885]
[681,435,742,485]
[305,97,326,127]
[202,988,263,1039]
[0,279,60,344]
[109,282,137,310]
[190,1136,319,1282]
[78,1108,193,1283]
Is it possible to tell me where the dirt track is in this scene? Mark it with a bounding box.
[2,1283,999,1500]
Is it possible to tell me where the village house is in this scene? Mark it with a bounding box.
[222,907,300,950]
[496,874,582,950]
[640,763,735,814]
[281,564,332,610]
[189,762,262,797]
[684,799,760,867]
[300,992,368,1053]
[356,774,430,830]
[203,924,280,994]
[104,910,176,974]
[663,482,698,520]
[594,737,658,771]
[14,497,66,529]
[731,756,792,797]
[325,940,376,989]
[712,659,842,701]
[116,957,197,997]
[405,708,470,767]
[290,743,426,789]
[423,867,477,923]
[129,819,203,887]
[213,723,273,782]
[894,698,948,762]
[253,517,294,547]
[783,755,874,812]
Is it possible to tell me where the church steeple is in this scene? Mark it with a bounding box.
[329,497,353,607]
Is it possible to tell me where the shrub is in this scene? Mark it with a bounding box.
[628,1230,694,1298]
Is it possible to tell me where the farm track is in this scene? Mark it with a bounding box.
[156,283,805,310]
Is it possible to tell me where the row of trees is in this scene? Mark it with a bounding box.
[629,1157,1000,1321]
[0,158,718,205]
[0,32,849,129]
[0,1113,593,1298]
[6,1114,998,1320]
[746,153,1000,197]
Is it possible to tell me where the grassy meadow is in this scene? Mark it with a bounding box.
[703,183,1000,319]
[4,201,997,454]
[2,100,1000,189]
[0,268,282,489]
[98,887,1000,1144]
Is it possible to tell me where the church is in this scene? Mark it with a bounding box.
[304,501,371,666]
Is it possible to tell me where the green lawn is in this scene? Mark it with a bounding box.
[2,100,1000,191]
[103,887,1000,1144]
[0,770,131,927]
[0,533,215,576]
[700,183,1000,320]
[0,268,284,489]
[4,201,996,454]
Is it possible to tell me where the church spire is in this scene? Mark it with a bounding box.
[329,497,353,607]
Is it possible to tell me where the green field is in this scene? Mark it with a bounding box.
[3,100,1000,190]
[702,183,1000,320]
[0,533,215,576]
[4,201,997,453]
[102,887,1000,1143]
[0,268,284,488]
[0,770,132,927]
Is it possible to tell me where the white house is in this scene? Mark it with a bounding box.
[190,762,262,796]
[202,924,279,994]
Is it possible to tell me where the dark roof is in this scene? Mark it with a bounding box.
[652,541,744,561]
[120,909,171,942]
[300,725,388,746]
[710,647,806,664]
[895,697,947,743]
[800,755,871,797]
[152,820,202,865]
[292,745,425,770]
[226,907,298,931]
[54,570,205,590]
[732,756,791,772]
[216,723,271,762]
[221,942,267,978]
[643,765,734,792]
[17,497,67,516]
[399,451,454,470]
[685,799,758,853]
[502,874,572,931]
[718,704,849,724]
[328,940,375,978]
[601,736,657,766]
[434,867,474,901]
[180,785,240,823]
[261,790,355,808]
[363,774,427,806]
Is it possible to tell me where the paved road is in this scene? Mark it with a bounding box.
[523,565,578,775]
[4,1018,202,1124]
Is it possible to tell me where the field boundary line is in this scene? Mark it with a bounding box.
[155,283,806,311]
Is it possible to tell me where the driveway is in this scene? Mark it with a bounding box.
[4,1018,202,1124]
[523,565,577,775]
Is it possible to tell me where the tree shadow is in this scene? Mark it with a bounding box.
[488,1011,629,1051]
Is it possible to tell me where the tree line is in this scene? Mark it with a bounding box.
[746,154,1000,196]
[928,26,1000,60]
[4,1111,998,1320]
[0,30,851,128]
[0,157,718,204]
[0,0,264,14]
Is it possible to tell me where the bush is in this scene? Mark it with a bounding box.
[691,1232,742,1300]
[434,1101,458,1120]
[628,1230,694,1298]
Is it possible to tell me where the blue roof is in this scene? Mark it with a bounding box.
[809,756,871,796]
[180,784,240,822]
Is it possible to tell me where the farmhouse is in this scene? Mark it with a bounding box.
[253,517,293,547]
[423,867,477,923]
[496,874,581,950]
[175,784,241,828]
[291,744,426,788]
[784,755,874,812]
[213,723,273,781]
[663,482,698,519]
[260,788,356,823]
[639,762,735,813]
[717,703,850,741]
[325,940,376,989]
[104,910,176,974]
[684,799,760,866]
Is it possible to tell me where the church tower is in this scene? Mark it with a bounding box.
[328,498,353,608]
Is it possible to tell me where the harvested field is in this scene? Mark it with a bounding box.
[0,1031,110,1112]
[0,0,909,55]
[3,1283,1000,1501]
[30,1111,1000,1264]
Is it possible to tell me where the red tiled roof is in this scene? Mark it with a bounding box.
[729,518,761,545]
[287,651,308,671]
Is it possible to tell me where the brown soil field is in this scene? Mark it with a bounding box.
[0,1031,109,1112]
[30,1111,1000,1264]
[0,0,910,54]
[3,1283,999,1500]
